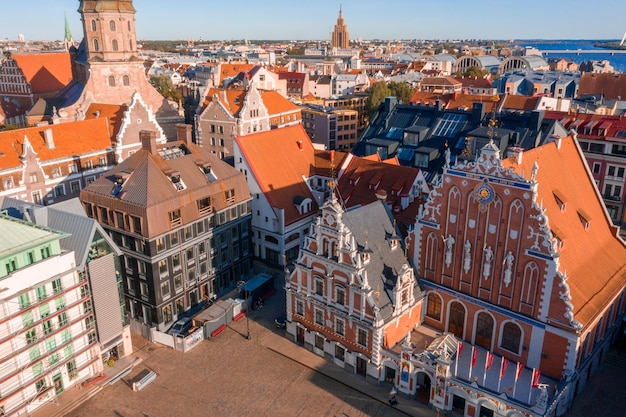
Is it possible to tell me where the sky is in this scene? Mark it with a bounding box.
[3,0,626,42]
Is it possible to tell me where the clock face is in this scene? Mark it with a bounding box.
[326,213,336,225]
[474,179,496,211]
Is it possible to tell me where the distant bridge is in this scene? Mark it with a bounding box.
[540,49,626,55]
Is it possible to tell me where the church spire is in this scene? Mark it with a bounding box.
[63,13,74,51]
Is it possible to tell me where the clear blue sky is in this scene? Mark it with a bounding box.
[3,0,626,42]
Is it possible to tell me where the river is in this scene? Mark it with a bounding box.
[519,40,626,73]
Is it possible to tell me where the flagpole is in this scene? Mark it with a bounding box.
[483,354,487,386]
[455,343,459,377]
[497,356,503,392]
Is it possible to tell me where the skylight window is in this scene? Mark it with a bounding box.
[432,113,468,138]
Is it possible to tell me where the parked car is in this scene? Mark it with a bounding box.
[168,317,193,336]
[274,314,287,329]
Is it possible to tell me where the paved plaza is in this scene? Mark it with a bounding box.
[32,282,626,417]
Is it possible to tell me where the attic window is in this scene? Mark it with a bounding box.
[168,172,186,191]
[225,189,235,205]
[553,191,566,211]
[577,211,590,230]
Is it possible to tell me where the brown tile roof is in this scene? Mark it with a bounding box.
[500,95,541,111]
[578,73,626,101]
[502,136,626,328]
[12,52,73,94]
[447,94,499,113]
[84,103,128,142]
[82,139,250,237]
[236,124,333,226]
[454,77,493,89]
[421,76,462,87]
[409,91,451,105]
[0,118,111,170]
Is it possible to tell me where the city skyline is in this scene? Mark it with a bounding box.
[2,0,626,42]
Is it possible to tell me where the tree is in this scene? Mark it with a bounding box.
[388,81,415,105]
[149,74,182,104]
[367,82,391,116]
[456,66,489,78]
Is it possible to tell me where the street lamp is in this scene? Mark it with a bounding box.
[245,286,251,340]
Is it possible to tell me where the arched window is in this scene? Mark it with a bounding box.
[112,39,119,51]
[108,76,116,87]
[448,301,465,339]
[264,235,278,244]
[581,333,591,359]
[123,75,130,86]
[93,39,99,51]
[475,312,494,350]
[91,20,97,32]
[109,20,116,31]
[426,293,442,321]
[501,322,521,353]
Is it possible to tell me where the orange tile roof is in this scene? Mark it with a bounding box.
[219,63,255,85]
[200,87,247,116]
[0,118,111,170]
[578,73,626,101]
[502,136,626,328]
[200,87,299,117]
[236,124,327,226]
[84,103,128,141]
[261,90,300,114]
[409,91,452,105]
[12,52,73,94]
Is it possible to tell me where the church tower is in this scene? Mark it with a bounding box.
[331,7,349,49]
[59,0,182,137]
[79,0,138,62]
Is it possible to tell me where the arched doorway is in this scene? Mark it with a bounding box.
[414,371,432,404]
[448,301,465,339]
[475,312,494,349]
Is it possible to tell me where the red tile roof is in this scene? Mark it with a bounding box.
[502,136,626,327]
[337,155,421,228]
[0,118,111,170]
[578,73,626,100]
[12,52,73,94]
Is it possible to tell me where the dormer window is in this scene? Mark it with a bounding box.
[168,171,186,191]
[111,172,130,197]
[553,191,566,212]
[578,211,590,230]
[198,162,217,181]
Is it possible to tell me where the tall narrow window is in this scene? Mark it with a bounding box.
[112,39,119,51]
[109,20,116,31]
[108,75,115,87]
[91,20,97,31]
[501,322,522,353]
[93,39,99,51]
[426,293,442,320]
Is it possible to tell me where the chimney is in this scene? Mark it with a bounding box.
[140,130,158,154]
[176,123,193,146]
[375,189,388,201]
[43,128,55,149]
[297,140,303,150]
[329,150,335,162]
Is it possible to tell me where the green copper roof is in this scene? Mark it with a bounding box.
[64,13,72,41]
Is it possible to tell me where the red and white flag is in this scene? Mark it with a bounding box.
[458,341,464,357]
[485,352,494,371]
[500,357,509,379]
[515,362,525,381]
[471,346,478,368]
[531,369,541,387]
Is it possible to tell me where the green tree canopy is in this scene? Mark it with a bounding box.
[367,81,416,117]
[149,74,182,104]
